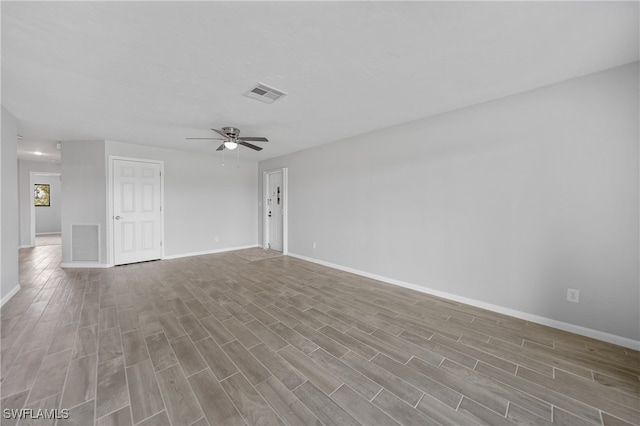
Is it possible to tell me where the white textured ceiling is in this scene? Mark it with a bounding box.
[2,1,638,163]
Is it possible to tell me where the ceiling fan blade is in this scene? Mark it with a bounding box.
[186,137,225,140]
[211,128,229,139]
[216,143,225,151]
[238,136,268,143]
[238,141,263,151]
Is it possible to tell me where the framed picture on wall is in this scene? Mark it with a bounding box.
[34,184,50,207]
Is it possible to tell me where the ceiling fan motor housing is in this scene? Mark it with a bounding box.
[222,127,241,139]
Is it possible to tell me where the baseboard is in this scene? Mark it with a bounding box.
[163,245,259,260]
[59,245,259,267]
[60,262,111,269]
[288,252,640,351]
[1,284,21,307]
[35,232,61,236]
[20,245,35,249]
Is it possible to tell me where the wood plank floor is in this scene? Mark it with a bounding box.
[1,245,638,425]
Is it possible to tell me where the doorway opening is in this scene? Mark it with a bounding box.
[30,172,62,247]
[263,168,288,254]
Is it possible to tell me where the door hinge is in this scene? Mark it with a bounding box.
[160,171,162,177]
[160,241,163,246]
[160,206,162,212]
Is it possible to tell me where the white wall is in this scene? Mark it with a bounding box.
[61,140,258,265]
[105,141,258,258]
[60,140,107,264]
[1,107,20,303]
[18,160,62,246]
[259,62,640,343]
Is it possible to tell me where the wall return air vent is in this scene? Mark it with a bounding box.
[244,83,287,104]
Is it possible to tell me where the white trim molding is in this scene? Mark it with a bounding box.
[288,252,640,351]
[262,168,288,255]
[59,245,259,267]
[60,262,112,269]
[163,245,259,260]
[1,284,21,307]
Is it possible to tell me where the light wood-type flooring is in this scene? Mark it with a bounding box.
[1,245,638,425]
[35,234,61,247]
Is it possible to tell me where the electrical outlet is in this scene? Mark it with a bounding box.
[214,236,220,242]
[567,288,580,303]
[312,242,317,249]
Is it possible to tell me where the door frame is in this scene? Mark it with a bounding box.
[29,171,62,247]
[263,168,288,254]
[107,156,165,266]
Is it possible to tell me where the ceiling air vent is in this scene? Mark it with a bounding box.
[244,83,287,104]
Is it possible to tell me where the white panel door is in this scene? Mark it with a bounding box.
[113,159,162,265]
[267,171,283,252]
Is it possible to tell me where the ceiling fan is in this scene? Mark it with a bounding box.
[186,127,268,151]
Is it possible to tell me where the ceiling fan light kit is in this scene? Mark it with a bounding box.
[224,141,238,150]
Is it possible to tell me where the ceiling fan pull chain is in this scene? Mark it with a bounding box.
[237,143,240,168]
[222,147,225,166]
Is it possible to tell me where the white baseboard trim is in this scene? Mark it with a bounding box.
[163,245,259,260]
[20,245,35,249]
[1,284,21,307]
[288,252,640,350]
[35,232,61,236]
[60,262,112,269]
[59,245,259,268]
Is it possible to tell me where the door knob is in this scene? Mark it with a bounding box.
[115,216,122,220]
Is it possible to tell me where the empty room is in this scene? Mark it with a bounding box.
[1,1,638,425]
